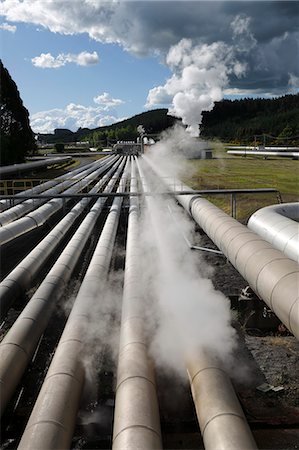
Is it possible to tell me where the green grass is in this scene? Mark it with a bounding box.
[181,145,299,222]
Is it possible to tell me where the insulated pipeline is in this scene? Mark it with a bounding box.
[17,158,129,450]
[0,157,111,212]
[112,157,162,450]
[0,156,123,321]
[0,156,73,177]
[0,156,114,226]
[247,202,299,262]
[187,353,257,450]
[0,157,126,417]
[0,157,118,245]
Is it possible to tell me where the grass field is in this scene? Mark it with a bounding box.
[181,143,299,223]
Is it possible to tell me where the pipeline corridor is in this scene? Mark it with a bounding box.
[0,154,297,449]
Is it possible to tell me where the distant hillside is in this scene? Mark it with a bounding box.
[38,94,299,146]
[201,94,299,145]
[38,109,176,144]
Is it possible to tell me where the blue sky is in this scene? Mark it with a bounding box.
[1,22,171,132]
[0,1,298,135]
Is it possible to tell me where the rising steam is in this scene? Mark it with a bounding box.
[147,15,254,136]
[139,131,236,378]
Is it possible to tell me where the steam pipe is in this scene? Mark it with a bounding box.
[0,157,111,212]
[0,156,114,226]
[0,156,122,320]
[112,157,162,449]
[227,150,299,158]
[0,157,118,245]
[142,154,299,340]
[247,202,299,262]
[187,353,257,450]
[0,156,73,177]
[17,158,129,450]
[0,157,126,417]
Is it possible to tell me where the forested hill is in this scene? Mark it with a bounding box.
[200,94,299,145]
[38,94,299,145]
[39,109,176,144]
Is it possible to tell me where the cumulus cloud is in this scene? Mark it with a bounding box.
[93,92,124,109]
[0,1,298,95]
[0,22,16,33]
[31,51,99,68]
[31,93,126,133]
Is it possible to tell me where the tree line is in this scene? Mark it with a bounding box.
[200,94,299,145]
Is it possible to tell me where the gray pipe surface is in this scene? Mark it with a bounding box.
[0,157,126,416]
[142,154,299,340]
[17,158,129,450]
[248,202,299,262]
[112,158,162,450]
[0,156,72,177]
[0,157,110,212]
[0,156,122,320]
[0,157,116,245]
[0,156,113,226]
[187,353,257,450]
[227,150,299,158]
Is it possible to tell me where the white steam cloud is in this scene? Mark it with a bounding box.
[147,38,246,137]
[146,15,256,137]
[138,129,236,377]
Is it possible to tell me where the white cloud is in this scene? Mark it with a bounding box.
[30,93,126,133]
[93,92,124,109]
[0,22,16,33]
[31,51,99,68]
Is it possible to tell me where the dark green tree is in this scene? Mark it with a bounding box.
[0,60,36,166]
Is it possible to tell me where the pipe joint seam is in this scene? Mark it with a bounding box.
[202,412,247,437]
[113,424,162,443]
[115,375,156,392]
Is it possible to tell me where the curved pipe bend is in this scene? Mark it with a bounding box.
[248,202,299,263]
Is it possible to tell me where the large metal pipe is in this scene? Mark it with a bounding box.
[0,156,114,226]
[0,156,73,177]
[0,157,110,212]
[112,157,162,450]
[17,159,129,450]
[187,353,257,450]
[0,157,122,320]
[227,150,299,158]
[138,156,257,449]
[142,154,299,340]
[0,157,117,245]
[0,157,126,416]
[248,202,299,262]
